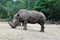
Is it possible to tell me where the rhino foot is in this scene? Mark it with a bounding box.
[11,27,16,29]
[23,28,27,30]
[40,30,44,32]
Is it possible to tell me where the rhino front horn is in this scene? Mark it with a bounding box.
[8,21,16,29]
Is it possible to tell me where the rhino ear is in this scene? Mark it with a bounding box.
[17,14,19,17]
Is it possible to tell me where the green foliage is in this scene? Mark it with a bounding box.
[0,0,60,21]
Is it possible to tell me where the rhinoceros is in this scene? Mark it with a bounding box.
[8,9,46,32]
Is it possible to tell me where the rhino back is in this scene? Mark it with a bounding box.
[18,9,46,23]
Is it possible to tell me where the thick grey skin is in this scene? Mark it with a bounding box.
[8,9,46,32]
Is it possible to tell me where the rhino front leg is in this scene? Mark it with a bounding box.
[23,20,27,30]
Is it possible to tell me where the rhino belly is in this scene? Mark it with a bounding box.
[28,18,39,24]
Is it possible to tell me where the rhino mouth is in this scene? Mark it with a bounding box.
[8,21,16,28]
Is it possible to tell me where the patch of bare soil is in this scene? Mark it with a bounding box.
[0,22,60,40]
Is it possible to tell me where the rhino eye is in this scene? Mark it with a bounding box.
[17,14,19,17]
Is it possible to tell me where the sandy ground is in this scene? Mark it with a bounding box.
[0,22,60,40]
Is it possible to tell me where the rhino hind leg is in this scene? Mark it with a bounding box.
[40,24,45,32]
[38,21,45,32]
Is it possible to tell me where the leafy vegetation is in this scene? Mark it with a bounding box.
[0,0,60,21]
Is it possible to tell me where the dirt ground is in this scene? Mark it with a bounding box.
[0,22,60,40]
